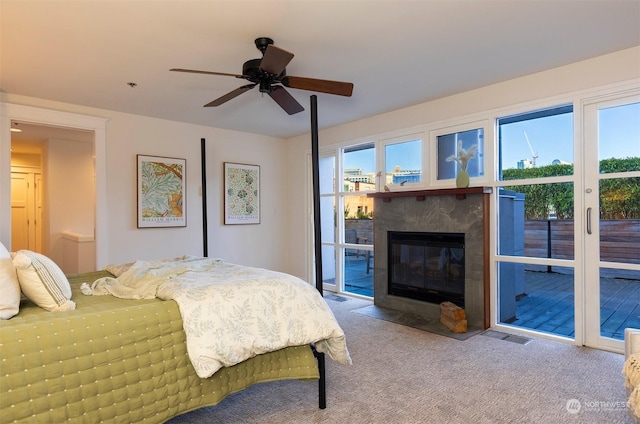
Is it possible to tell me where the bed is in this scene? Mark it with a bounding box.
[0,252,350,423]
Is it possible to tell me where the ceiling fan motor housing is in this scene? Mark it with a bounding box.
[243,58,286,93]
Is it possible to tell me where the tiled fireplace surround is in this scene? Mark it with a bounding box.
[369,188,491,329]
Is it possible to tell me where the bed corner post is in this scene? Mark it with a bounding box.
[310,97,327,410]
[201,138,208,258]
[311,344,327,409]
[310,95,323,296]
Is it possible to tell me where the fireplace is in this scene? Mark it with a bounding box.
[388,231,465,307]
[369,187,490,329]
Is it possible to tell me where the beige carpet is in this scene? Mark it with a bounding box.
[168,296,629,424]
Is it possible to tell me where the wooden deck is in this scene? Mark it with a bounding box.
[344,255,374,297]
[507,270,640,340]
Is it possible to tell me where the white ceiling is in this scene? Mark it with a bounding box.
[2,0,639,139]
[10,121,93,154]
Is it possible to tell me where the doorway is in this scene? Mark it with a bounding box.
[583,93,640,351]
[11,121,96,271]
[2,104,107,270]
[316,144,376,298]
[496,93,640,352]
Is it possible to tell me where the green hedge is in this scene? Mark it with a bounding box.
[502,158,640,219]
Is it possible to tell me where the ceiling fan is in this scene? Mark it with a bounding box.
[170,37,354,115]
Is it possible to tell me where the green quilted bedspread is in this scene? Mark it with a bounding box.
[0,271,319,423]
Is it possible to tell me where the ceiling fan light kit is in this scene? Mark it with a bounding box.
[171,37,353,115]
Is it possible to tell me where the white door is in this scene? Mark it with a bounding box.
[10,173,29,251]
[11,171,42,252]
[583,93,640,351]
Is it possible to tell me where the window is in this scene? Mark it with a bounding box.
[436,128,484,181]
[317,142,377,297]
[342,143,375,220]
[342,143,375,193]
[598,102,640,173]
[498,105,573,180]
[384,138,422,187]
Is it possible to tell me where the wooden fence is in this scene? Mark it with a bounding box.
[525,219,640,265]
[524,219,640,279]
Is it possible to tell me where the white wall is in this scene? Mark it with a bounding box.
[284,46,640,281]
[45,138,95,265]
[101,110,290,271]
[0,97,291,273]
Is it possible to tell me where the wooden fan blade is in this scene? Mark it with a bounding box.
[170,68,247,79]
[204,84,257,107]
[260,45,294,76]
[268,86,304,115]
[281,76,353,97]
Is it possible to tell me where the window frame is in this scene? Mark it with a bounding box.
[428,120,491,188]
[379,132,426,191]
[497,104,574,182]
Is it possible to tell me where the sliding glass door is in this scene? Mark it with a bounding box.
[583,94,640,351]
[496,93,640,351]
[317,144,376,297]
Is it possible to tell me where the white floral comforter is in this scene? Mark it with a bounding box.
[84,257,351,378]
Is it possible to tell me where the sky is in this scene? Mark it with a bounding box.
[344,102,640,174]
[502,102,640,169]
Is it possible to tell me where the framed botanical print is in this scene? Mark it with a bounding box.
[224,162,260,225]
[137,155,186,228]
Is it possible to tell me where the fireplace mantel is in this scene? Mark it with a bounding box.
[368,186,492,201]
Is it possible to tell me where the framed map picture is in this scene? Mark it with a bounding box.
[224,162,260,225]
[137,155,186,228]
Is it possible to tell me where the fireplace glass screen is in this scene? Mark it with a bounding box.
[388,231,465,306]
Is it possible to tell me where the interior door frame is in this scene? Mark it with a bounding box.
[1,103,107,266]
[582,90,640,352]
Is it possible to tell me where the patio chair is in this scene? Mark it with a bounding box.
[345,229,360,257]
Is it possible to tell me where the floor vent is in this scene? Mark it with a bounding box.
[482,330,532,345]
[325,294,349,302]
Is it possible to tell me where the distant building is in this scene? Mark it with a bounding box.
[552,159,571,165]
[384,166,422,185]
[343,180,375,192]
[390,170,421,184]
[517,159,534,169]
[344,168,375,184]
[343,180,375,218]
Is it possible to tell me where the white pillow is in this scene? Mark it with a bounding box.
[13,250,76,312]
[0,242,20,319]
